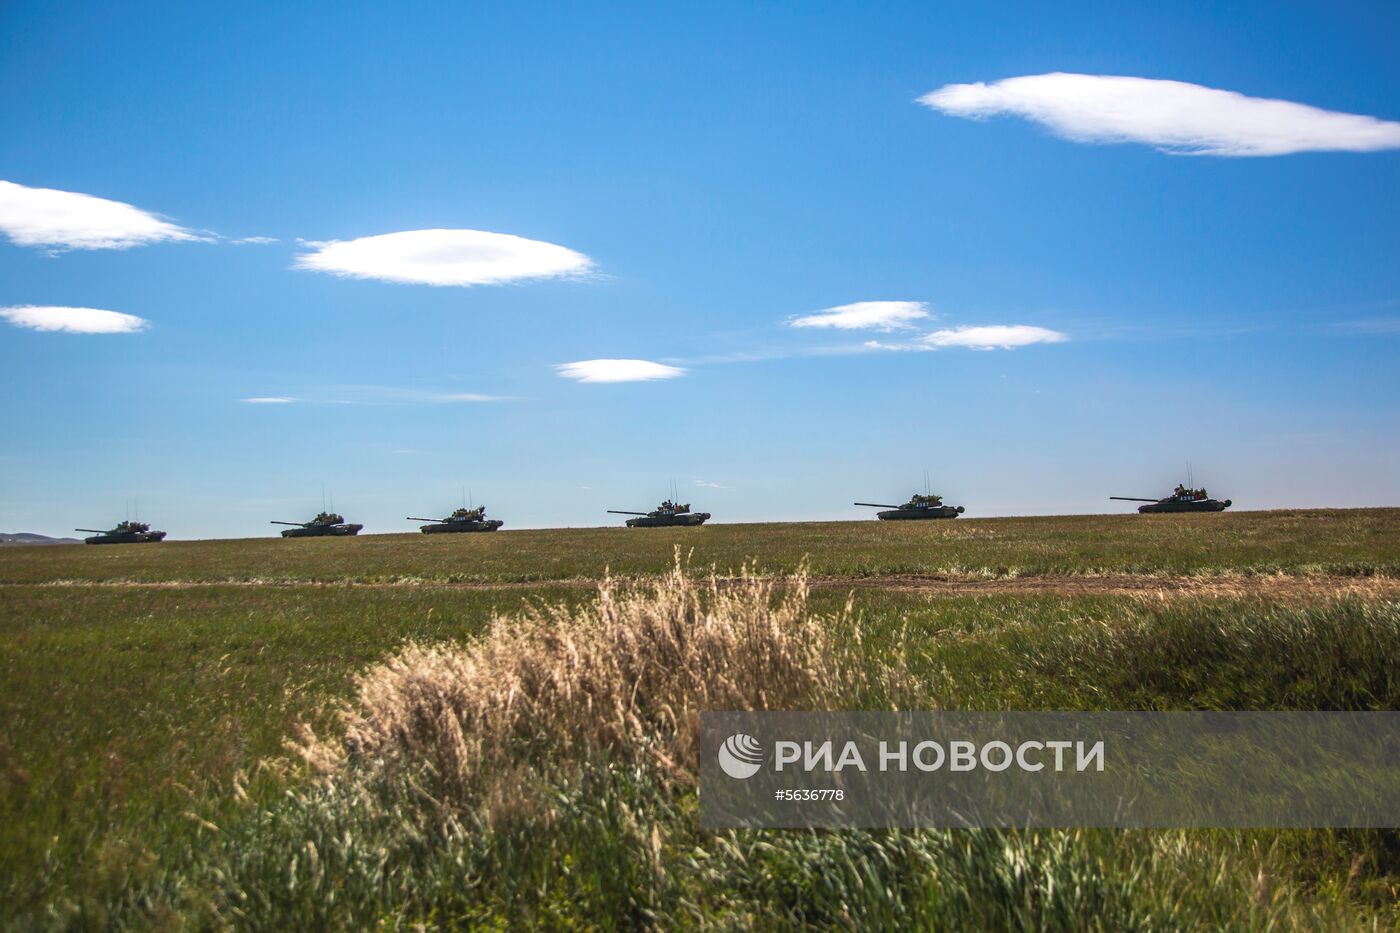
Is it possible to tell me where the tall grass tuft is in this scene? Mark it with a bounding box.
[299,557,903,805]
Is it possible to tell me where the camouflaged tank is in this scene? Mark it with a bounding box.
[608,499,711,528]
[1111,487,1232,514]
[271,512,363,537]
[76,520,167,544]
[855,493,965,520]
[408,506,503,533]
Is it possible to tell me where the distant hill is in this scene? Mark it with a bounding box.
[0,532,82,546]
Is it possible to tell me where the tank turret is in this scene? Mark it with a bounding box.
[272,511,363,537]
[408,505,504,534]
[855,492,965,521]
[77,520,167,544]
[608,499,711,527]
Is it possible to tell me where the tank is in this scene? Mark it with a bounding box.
[271,512,363,537]
[76,520,167,545]
[855,493,965,520]
[608,499,711,528]
[408,506,503,534]
[1111,485,1233,514]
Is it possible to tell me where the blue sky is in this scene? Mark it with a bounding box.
[1,1,1397,538]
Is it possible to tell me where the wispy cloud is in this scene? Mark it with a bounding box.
[1331,317,1400,335]
[295,228,593,286]
[0,305,149,334]
[231,235,278,245]
[571,308,1064,384]
[668,347,806,366]
[694,479,729,489]
[0,180,203,250]
[555,359,686,383]
[789,300,929,331]
[367,387,511,404]
[432,392,508,402]
[865,324,1068,351]
[240,387,510,406]
[919,73,1400,156]
[785,299,1068,352]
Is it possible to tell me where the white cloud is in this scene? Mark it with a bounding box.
[431,392,507,402]
[694,479,729,489]
[920,325,1068,350]
[789,300,929,331]
[242,388,508,405]
[919,73,1400,156]
[0,180,200,250]
[232,236,278,245]
[555,359,686,383]
[0,305,149,334]
[295,228,593,286]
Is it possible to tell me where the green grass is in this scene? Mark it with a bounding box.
[0,584,574,919]
[2,511,1398,928]
[3,508,1398,584]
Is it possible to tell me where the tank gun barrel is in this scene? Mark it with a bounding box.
[270,520,308,526]
[1109,497,1161,503]
[406,516,444,523]
[75,528,109,533]
[607,510,649,516]
[854,502,901,509]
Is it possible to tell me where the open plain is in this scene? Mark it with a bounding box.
[3,508,1399,928]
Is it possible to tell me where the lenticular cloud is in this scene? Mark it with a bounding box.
[919,73,1400,156]
[921,325,1067,350]
[295,228,594,286]
[0,306,150,334]
[0,180,199,250]
[789,301,929,331]
[555,359,685,383]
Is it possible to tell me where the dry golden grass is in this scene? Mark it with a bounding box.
[299,556,902,800]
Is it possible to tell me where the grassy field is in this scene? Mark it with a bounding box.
[4,508,1399,585]
[2,509,1398,928]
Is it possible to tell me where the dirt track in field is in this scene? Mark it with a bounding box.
[10,573,1400,601]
